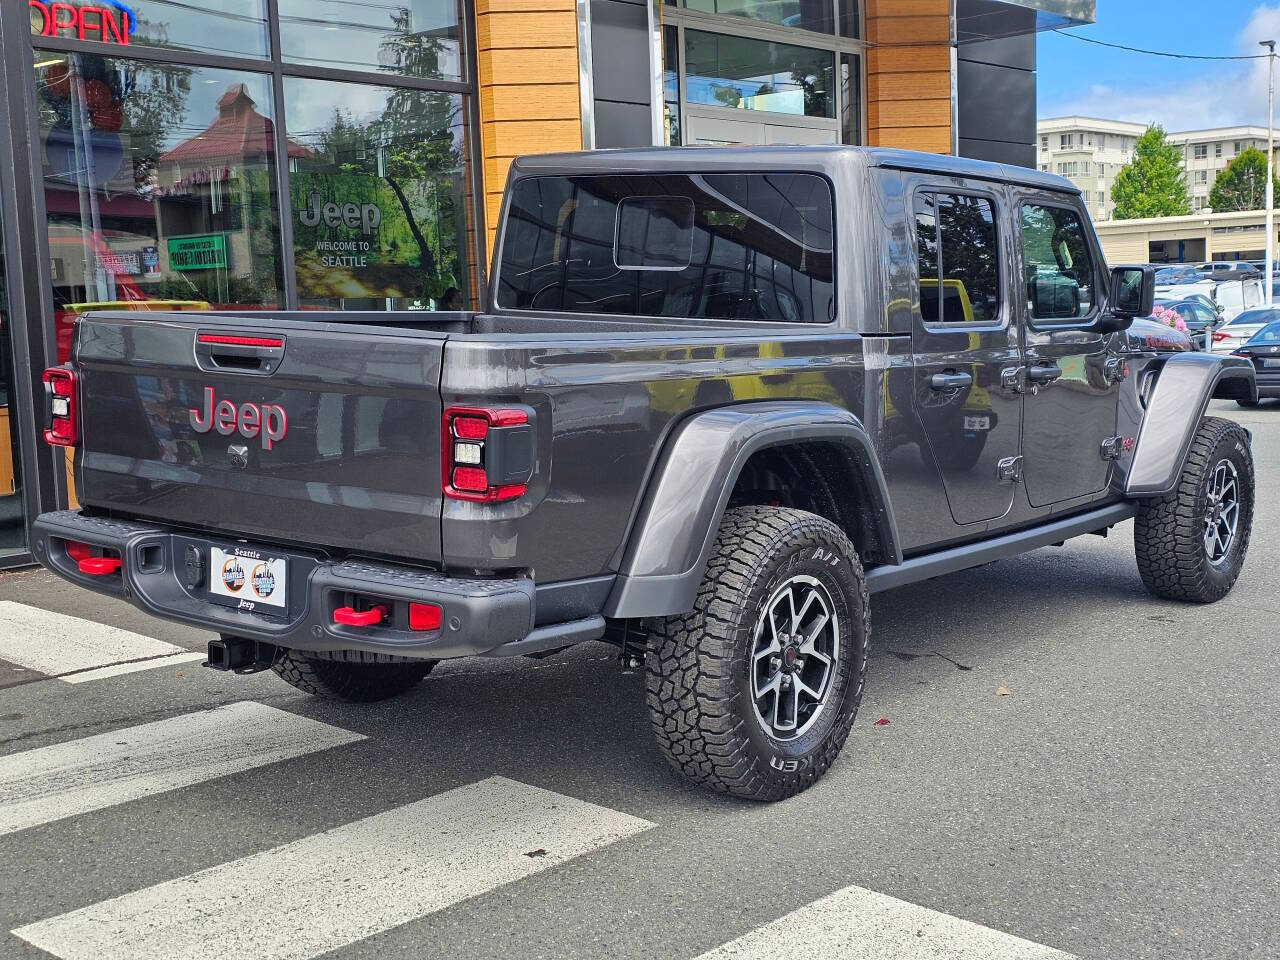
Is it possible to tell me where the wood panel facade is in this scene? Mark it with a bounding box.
[474,0,583,258]
[864,0,952,155]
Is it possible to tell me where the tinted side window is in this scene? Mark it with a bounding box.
[497,173,834,323]
[1020,203,1096,321]
[914,191,1000,325]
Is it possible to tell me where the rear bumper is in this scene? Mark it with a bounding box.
[1254,371,1280,396]
[31,511,602,660]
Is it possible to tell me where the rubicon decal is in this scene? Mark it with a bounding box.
[189,387,288,450]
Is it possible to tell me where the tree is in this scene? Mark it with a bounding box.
[1207,146,1280,212]
[1111,125,1191,220]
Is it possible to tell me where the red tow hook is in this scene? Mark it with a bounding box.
[78,556,122,576]
[333,605,388,627]
[66,541,121,576]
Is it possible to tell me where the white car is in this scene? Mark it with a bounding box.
[1211,306,1280,351]
[1159,275,1264,323]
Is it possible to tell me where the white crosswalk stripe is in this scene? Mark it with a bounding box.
[0,701,365,837]
[694,884,1075,959]
[0,601,203,683]
[13,776,655,960]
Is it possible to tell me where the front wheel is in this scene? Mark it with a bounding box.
[1134,416,1254,603]
[645,506,869,801]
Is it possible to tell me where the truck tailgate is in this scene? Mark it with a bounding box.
[74,315,447,563]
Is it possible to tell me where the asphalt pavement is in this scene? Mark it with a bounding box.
[0,399,1276,960]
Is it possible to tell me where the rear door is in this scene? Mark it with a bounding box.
[1014,193,1118,507]
[75,314,447,562]
[908,180,1023,526]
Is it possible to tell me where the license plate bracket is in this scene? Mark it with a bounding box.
[208,546,288,612]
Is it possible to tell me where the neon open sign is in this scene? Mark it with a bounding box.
[29,1,138,45]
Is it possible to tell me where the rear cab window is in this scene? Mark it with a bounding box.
[496,172,835,323]
[913,191,1001,326]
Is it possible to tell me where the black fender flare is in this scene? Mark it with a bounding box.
[1126,352,1256,497]
[604,401,901,618]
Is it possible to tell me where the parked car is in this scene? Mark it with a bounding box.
[1155,266,1203,286]
[1156,297,1217,350]
[1232,320,1280,404]
[1212,306,1280,351]
[29,146,1258,801]
[1160,275,1264,323]
[1198,261,1260,277]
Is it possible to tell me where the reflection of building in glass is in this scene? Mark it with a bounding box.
[155,83,307,304]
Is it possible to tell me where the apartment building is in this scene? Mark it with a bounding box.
[1038,117,1280,220]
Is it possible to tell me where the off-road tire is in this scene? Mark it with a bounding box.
[272,649,436,702]
[645,506,869,801]
[1134,416,1254,603]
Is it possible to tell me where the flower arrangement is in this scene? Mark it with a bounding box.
[1150,304,1188,333]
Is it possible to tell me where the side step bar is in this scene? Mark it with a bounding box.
[865,502,1137,594]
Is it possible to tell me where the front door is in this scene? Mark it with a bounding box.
[1015,197,1119,507]
[910,186,1023,526]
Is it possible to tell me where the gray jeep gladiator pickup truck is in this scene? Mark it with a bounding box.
[33,147,1257,801]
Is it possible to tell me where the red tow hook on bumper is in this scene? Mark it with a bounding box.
[66,541,122,576]
[333,605,388,627]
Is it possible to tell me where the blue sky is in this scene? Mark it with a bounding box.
[1038,2,1280,130]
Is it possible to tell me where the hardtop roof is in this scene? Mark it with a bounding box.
[508,145,1079,195]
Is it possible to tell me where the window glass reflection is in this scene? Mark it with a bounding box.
[0,201,25,557]
[684,30,834,119]
[29,0,269,59]
[33,53,284,363]
[499,173,834,323]
[685,0,833,34]
[284,78,472,311]
[278,0,463,82]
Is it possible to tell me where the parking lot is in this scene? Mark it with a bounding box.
[0,399,1276,960]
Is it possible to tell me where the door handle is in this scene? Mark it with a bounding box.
[930,371,973,390]
[1026,362,1063,384]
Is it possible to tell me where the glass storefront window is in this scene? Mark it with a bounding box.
[278,0,463,82]
[663,24,682,145]
[685,0,833,35]
[840,53,860,144]
[684,30,834,119]
[284,78,472,311]
[29,0,269,60]
[33,53,285,363]
[0,198,25,557]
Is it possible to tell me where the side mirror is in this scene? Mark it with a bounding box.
[1110,264,1155,319]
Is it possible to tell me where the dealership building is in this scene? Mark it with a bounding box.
[0,0,1091,566]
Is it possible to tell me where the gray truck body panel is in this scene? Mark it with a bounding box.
[31,146,1254,661]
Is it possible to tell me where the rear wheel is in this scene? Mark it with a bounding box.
[1236,399,1260,408]
[272,649,436,702]
[1134,416,1254,603]
[646,506,869,801]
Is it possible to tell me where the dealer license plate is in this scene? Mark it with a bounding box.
[963,416,991,431]
[209,546,288,610]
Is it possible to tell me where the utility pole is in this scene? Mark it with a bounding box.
[1263,40,1276,305]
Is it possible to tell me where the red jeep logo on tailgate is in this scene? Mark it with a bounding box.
[189,387,287,450]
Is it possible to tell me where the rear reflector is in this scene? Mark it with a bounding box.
[42,367,78,446]
[451,465,489,493]
[198,334,285,348]
[409,602,442,631]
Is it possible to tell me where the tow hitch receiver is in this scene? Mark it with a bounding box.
[205,636,279,674]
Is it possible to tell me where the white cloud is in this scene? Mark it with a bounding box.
[1040,4,1280,131]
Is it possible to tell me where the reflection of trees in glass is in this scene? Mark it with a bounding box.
[939,196,999,322]
[35,56,194,198]
[290,13,467,303]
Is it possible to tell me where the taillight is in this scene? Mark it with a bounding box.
[442,406,534,503]
[1212,330,1230,342]
[42,366,78,446]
